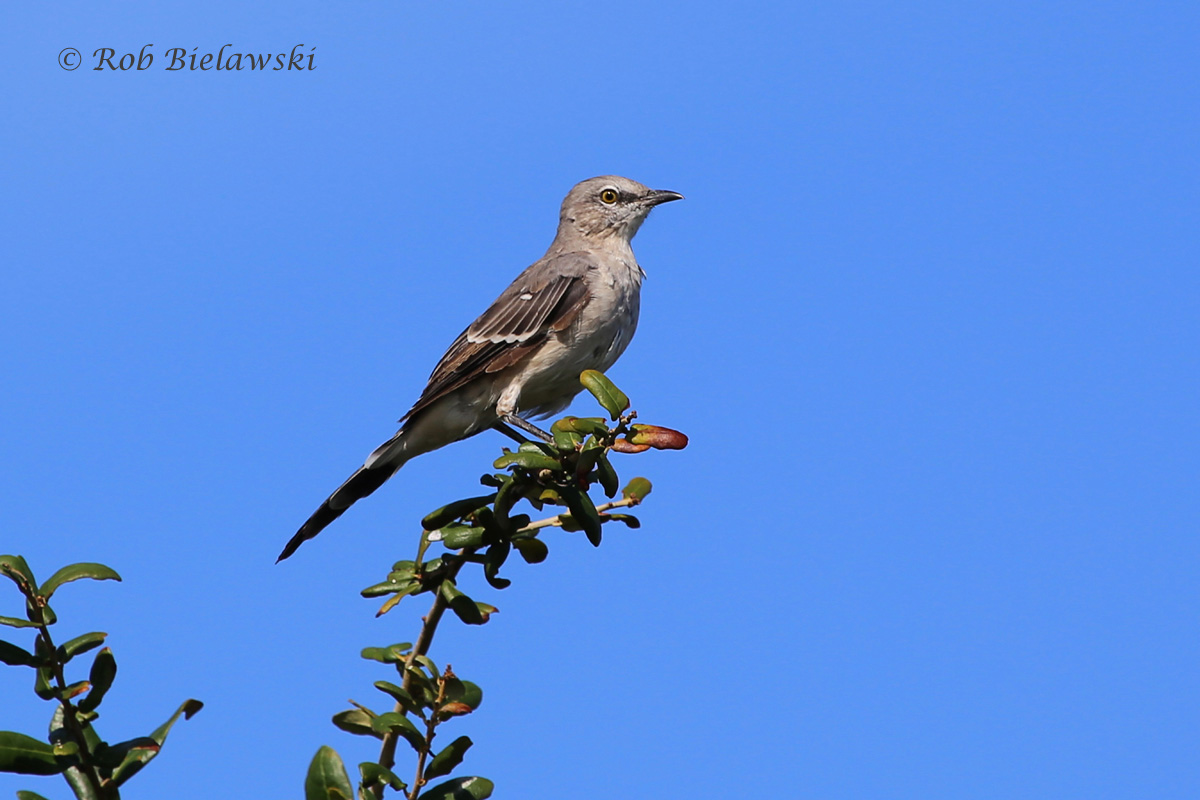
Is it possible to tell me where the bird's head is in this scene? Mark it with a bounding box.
[558,176,683,243]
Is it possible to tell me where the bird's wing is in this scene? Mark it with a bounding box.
[399,252,593,423]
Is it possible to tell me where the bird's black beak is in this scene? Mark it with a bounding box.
[643,189,685,206]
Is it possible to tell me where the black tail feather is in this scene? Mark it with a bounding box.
[277,464,397,562]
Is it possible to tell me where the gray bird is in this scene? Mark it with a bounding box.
[278,176,683,561]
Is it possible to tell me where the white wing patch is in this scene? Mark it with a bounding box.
[464,274,579,346]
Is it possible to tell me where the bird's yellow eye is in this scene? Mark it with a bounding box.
[600,188,619,204]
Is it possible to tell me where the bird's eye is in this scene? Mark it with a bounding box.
[600,188,619,204]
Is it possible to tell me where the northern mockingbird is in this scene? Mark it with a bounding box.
[278,175,682,561]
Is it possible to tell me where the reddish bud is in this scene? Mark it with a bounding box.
[611,438,651,454]
[628,425,689,450]
[439,702,475,717]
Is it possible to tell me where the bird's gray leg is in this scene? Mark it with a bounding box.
[499,414,554,443]
[491,420,532,444]
[495,388,555,443]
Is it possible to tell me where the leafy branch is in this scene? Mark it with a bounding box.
[305,371,686,800]
[0,557,202,800]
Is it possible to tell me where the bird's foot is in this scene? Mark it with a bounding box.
[496,414,554,444]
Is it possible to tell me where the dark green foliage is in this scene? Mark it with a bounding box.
[327,371,686,799]
[362,371,682,622]
[0,557,201,799]
[304,745,354,800]
[579,370,629,419]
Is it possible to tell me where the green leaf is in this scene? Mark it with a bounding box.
[370,713,425,753]
[405,670,436,708]
[361,579,419,601]
[423,736,473,781]
[444,680,482,711]
[94,736,159,771]
[376,587,422,617]
[535,487,564,507]
[412,655,440,680]
[25,600,55,626]
[574,439,604,483]
[493,450,561,471]
[492,478,520,525]
[595,453,619,498]
[422,495,497,531]
[38,564,121,599]
[364,563,417,595]
[0,616,38,629]
[604,513,641,529]
[552,415,609,437]
[440,582,488,625]
[110,698,202,785]
[518,439,557,456]
[552,428,582,451]
[107,744,162,786]
[482,544,511,589]
[16,791,52,800]
[0,556,36,594]
[513,536,548,564]
[439,525,486,550]
[78,647,116,713]
[359,761,406,792]
[62,764,100,800]
[0,731,64,776]
[621,477,652,504]
[33,666,56,701]
[579,370,629,420]
[60,681,88,701]
[360,644,412,664]
[50,740,78,759]
[305,745,354,800]
[561,487,603,546]
[0,639,39,667]
[417,776,494,800]
[332,709,381,739]
[373,681,416,711]
[390,560,417,578]
[149,699,203,743]
[57,631,107,663]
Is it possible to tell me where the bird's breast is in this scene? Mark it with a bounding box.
[512,260,642,417]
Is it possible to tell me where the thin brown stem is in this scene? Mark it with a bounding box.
[408,671,449,799]
[514,496,638,534]
[368,553,465,797]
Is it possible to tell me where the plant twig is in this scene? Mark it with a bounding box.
[368,554,464,797]
[514,496,638,534]
[408,670,449,798]
[35,615,110,799]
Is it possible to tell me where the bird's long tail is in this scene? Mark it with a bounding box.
[277,432,408,562]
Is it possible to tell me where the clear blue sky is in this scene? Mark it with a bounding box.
[2,3,1197,798]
